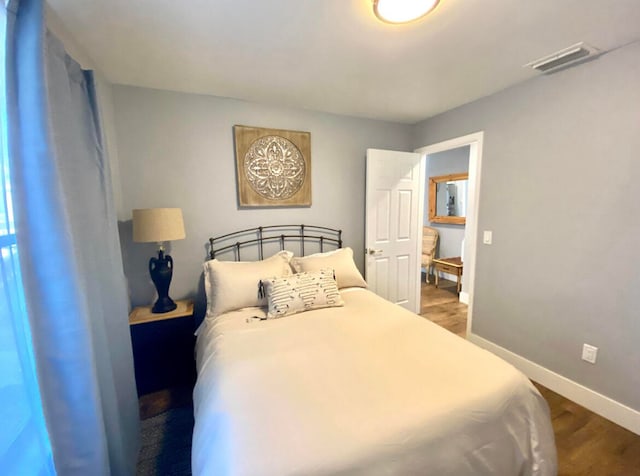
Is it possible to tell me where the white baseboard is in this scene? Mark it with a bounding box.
[459,292,469,304]
[438,271,457,282]
[467,332,640,436]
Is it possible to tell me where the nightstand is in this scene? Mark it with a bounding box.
[432,257,463,293]
[129,300,196,396]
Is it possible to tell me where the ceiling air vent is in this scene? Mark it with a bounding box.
[525,42,600,74]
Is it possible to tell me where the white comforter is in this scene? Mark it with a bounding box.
[192,288,557,476]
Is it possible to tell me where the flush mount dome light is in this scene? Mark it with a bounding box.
[373,0,440,24]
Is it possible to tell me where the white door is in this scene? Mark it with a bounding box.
[365,149,425,313]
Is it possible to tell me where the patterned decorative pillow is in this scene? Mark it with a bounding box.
[261,269,344,318]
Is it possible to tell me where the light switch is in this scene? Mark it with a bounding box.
[483,230,493,245]
[582,344,598,364]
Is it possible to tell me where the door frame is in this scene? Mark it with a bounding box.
[415,131,484,337]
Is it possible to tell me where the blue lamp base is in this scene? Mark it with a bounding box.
[149,249,177,313]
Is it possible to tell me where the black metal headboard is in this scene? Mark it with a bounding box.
[208,225,342,261]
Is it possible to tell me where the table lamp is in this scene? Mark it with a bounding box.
[132,208,186,313]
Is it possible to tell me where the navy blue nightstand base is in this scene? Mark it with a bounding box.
[130,315,196,396]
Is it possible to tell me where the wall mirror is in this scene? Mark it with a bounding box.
[428,173,468,224]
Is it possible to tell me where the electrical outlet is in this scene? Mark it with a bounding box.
[582,344,598,364]
[483,230,493,245]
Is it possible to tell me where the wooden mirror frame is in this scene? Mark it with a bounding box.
[428,172,468,225]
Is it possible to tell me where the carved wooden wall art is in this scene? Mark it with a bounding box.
[234,125,311,207]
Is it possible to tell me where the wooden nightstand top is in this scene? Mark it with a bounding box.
[129,300,194,326]
[432,256,463,268]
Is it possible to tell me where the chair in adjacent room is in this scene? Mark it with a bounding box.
[421,226,439,283]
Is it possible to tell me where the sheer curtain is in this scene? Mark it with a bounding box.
[5,0,139,474]
[0,3,55,474]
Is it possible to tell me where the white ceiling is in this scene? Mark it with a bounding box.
[46,0,640,124]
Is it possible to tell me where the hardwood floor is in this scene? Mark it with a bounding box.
[420,277,467,337]
[420,279,640,476]
[138,385,193,420]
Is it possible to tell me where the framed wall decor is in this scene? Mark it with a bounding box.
[234,125,311,207]
[428,172,468,225]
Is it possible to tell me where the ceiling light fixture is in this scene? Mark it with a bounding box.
[373,0,440,24]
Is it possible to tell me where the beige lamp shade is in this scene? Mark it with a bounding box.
[132,208,186,243]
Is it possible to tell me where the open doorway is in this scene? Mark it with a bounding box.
[415,132,484,337]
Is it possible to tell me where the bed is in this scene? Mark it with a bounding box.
[192,225,557,476]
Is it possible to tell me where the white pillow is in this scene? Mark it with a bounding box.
[290,247,367,289]
[204,250,293,317]
[262,269,343,318]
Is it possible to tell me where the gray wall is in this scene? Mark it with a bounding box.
[112,86,412,312]
[412,41,640,411]
[424,146,469,261]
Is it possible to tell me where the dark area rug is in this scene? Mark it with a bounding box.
[137,406,195,476]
